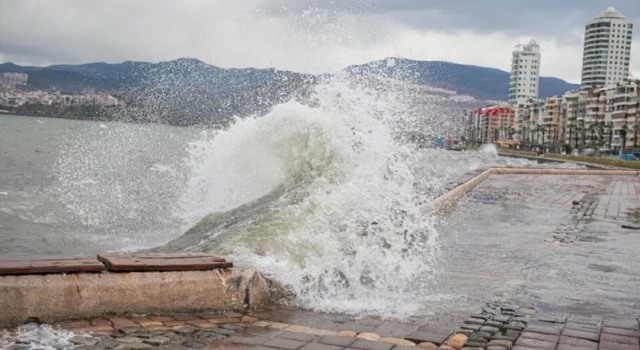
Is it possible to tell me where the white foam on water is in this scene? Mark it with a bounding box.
[480,143,498,156]
[1,323,75,350]
[172,76,449,317]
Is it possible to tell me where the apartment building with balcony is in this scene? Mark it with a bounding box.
[508,40,541,106]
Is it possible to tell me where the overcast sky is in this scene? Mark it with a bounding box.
[0,0,639,83]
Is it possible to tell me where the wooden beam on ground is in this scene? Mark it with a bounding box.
[0,256,105,275]
[97,253,233,272]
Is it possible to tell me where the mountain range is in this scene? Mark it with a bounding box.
[1,57,578,101]
[1,58,579,126]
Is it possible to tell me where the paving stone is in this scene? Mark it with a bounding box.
[561,329,599,342]
[121,344,152,349]
[464,340,488,348]
[483,308,497,315]
[349,339,394,350]
[342,324,378,333]
[512,347,543,350]
[555,345,594,350]
[339,331,358,338]
[534,313,568,324]
[484,321,504,328]
[488,339,513,349]
[356,333,381,341]
[143,336,173,346]
[603,319,639,331]
[226,336,270,345]
[96,339,119,349]
[512,317,529,324]
[564,323,600,333]
[468,331,491,341]
[598,341,640,350]
[560,336,598,350]
[119,326,143,334]
[263,338,307,350]
[163,332,186,341]
[70,336,100,346]
[602,327,639,337]
[460,324,481,332]
[116,336,143,344]
[492,332,520,342]
[471,313,491,321]
[524,324,562,335]
[181,341,207,349]
[173,325,199,335]
[479,326,500,335]
[406,331,450,345]
[319,335,357,347]
[566,315,602,327]
[373,322,419,338]
[502,305,517,312]
[559,336,598,350]
[222,324,245,331]
[464,318,485,325]
[519,332,559,343]
[280,332,318,342]
[212,328,237,336]
[515,337,556,350]
[456,329,474,336]
[299,344,343,350]
[487,347,507,350]
[503,323,525,331]
[600,333,639,345]
[392,346,418,350]
[516,308,536,316]
[493,316,512,323]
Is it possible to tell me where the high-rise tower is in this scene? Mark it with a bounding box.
[580,7,633,88]
[508,39,541,106]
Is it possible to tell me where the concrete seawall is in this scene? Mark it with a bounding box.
[421,167,640,214]
[0,267,285,328]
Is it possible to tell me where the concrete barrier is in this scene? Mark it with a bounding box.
[0,267,281,328]
[421,167,639,214]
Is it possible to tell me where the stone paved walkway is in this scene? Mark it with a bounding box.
[2,303,640,350]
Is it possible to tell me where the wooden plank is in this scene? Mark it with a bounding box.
[98,253,225,261]
[0,256,105,275]
[97,254,233,272]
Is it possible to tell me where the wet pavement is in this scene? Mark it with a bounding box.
[434,174,640,316]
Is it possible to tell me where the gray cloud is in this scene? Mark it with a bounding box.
[0,0,638,83]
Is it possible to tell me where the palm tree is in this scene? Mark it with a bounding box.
[634,123,639,150]
[621,124,629,152]
[607,122,614,149]
[568,124,575,146]
[597,122,605,148]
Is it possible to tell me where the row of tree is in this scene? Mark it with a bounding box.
[520,122,640,151]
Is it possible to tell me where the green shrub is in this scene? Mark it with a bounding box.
[498,149,640,170]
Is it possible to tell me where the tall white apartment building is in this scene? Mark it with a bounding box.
[581,7,633,88]
[508,39,541,106]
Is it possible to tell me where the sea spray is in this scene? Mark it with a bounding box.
[164,76,444,316]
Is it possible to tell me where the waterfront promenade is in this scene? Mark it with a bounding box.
[2,169,640,349]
